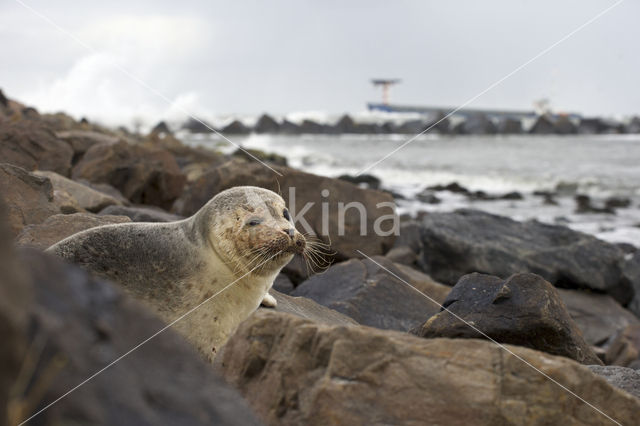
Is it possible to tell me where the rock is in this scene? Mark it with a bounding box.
[453,114,496,135]
[625,251,640,317]
[393,119,425,134]
[626,116,640,134]
[272,273,295,294]
[422,111,451,134]
[222,120,250,134]
[33,170,123,212]
[578,118,621,134]
[587,366,640,399]
[150,121,171,134]
[254,114,280,133]
[533,190,559,205]
[72,140,186,210]
[501,191,524,200]
[336,173,381,190]
[554,116,577,134]
[3,245,260,426]
[0,88,8,108]
[292,257,449,331]
[16,213,131,250]
[181,117,216,133]
[496,117,523,134]
[384,246,417,265]
[55,130,120,164]
[333,114,358,133]
[173,160,396,260]
[232,148,288,166]
[529,115,555,134]
[298,119,326,134]
[222,309,640,426]
[558,289,640,347]
[575,194,614,214]
[415,189,442,204]
[414,273,602,365]
[605,196,631,210]
[392,220,423,254]
[277,120,299,134]
[75,180,130,205]
[605,325,640,368]
[417,209,635,305]
[0,163,60,237]
[427,181,470,194]
[0,119,74,176]
[99,204,183,222]
[267,290,358,326]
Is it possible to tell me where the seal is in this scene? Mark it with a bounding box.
[47,186,306,361]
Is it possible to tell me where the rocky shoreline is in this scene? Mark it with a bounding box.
[2,90,640,425]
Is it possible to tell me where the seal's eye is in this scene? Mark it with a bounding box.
[247,218,262,226]
[283,208,291,221]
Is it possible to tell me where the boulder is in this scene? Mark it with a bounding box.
[554,116,577,134]
[604,325,640,368]
[558,289,639,346]
[232,148,287,166]
[55,130,120,164]
[625,251,640,316]
[0,163,60,237]
[0,119,74,176]
[99,204,183,222]
[150,121,171,134]
[496,117,523,134]
[33,170,123,212]
[292,257,449,331]
[453,114,496,135]
[72,140,186,210]
[272,273,295,294]
[625,116,640,134]
[384,245,417,265]
[173,160,397,260]
[417,209,635,305]
[587,366,640,399]
[422,111,451,134]
[578,118,621,134]
[529,115,555,134]
[222,120,250,134]
[279,120,300,134]
[222,309,640,426]
[336,173,381,190]
[181,117,216,133]
[2,245,260,426]
[393,119,425,134]
[267,290,358,326]
[254,114,280,133]
[16,213,131,250]
[414,273,602,365]
[298,119,326,134]
[333,114,358,133]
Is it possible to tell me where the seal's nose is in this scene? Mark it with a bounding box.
[283,228,295,239]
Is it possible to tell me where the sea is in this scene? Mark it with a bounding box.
[180,132,640,247]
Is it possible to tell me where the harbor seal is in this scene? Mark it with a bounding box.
[47,186,306,361]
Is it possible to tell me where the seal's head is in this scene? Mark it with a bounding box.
[198,186,305,276]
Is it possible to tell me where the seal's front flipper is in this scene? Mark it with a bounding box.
[260,292,277,308]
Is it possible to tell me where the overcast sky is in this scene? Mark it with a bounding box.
[1,0,638,126]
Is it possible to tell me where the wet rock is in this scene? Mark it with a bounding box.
[575,194,615,214]
[16,213,131,250]
[416,190,442,204]
[3,246,260,426]
[279,119,300,134]
[529,115,555,134]
[500,191,524,200]
[0,119,74,176]
[333,114,358,133]
[414,273,602,365]
[232,148,287,166]
[533,190,558,205]
[393,119,425,134]
[605,325,640,368]
[554,116,577,134]
[181,117,216,133]
[222,309,640,426]
[72,140,186,210]
[422,111,451,134]
[337,173,381,190]
[267,290,358,326]
[253,114,280,133]
[605,196,631,210]
[99,204,183,222]
[222,120,250,134]
[0,163,60,237]
[587,366,640,399]
[558,289,640,347]
[496,117,523,134]
[292,257,449,331]
[453,113,496,135]
[298,119,326,134]
[417,209,635,305]
[33,171,123,212]
[173,160,396,260]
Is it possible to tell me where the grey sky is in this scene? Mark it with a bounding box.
[1,0,638,126]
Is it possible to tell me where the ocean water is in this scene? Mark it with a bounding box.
[181,132,640,246]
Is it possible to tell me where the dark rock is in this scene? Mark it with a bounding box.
[292,257,450,331]
[422,111,450,134]
[427,181,470,194]
[231,148,287,166]
[0,89,8,107]
[253,114,280,133]
[99,204,183,222]
[4,246,260,426]
[278,119,300,134]
[272,273,294,294]
[575,194,615,214]
[625,251,640,317]
[496,117,523,134]
[529,115,556,134]
[16,213,131,250]
[605,196,631,210]
[298,119,326,134]
[173,160,396,260]
[415,273,602,365]
[533,190,558,205]
[416,190,442,204]
[392,220,423,254]
[500,191,524,200]
[605,325,640,367]
[587,366,640,399]
[626,117,640,134]
[416,209,635,304]
[0,119,74,176]
[337,173,381,190]
[223,309,640,426]
[384,246,417,265]
[72,140,186,210]
[393,119,424,134]
[221,120,250,134]
[553,116,577,134]
[0,163,60,237]
[558,289,640,346]
[333,114,358,133]
[578,118,621,134]
[453,114,496,135]
[181,117,216,133]
[150,121,171,134]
